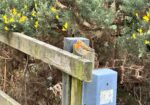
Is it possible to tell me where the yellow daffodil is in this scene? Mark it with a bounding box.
[34,21,39,28]
[4,19,8,24]
[9,17,15,23]
[51,7,56,12]
[62,22,68,31]
[17,13,21,17]
[2,15,8,24]
[143,15,149,22]
[135,13,138,17]
[4,26,9,31]
[144,40,150,44]
[19,16,27,23]
[137,28,143,35]
[12,8,17,15]
[146,12,150,18]
[62,27,66,31]
[64,22,68,29]
[132,33,136,39]
[56,15,59,19]
[31,10,36,17]
[3,15,7,20]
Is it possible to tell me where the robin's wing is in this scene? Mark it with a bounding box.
[73,40,94,56]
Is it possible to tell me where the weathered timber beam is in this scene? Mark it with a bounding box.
[0,32,92,82]
[0,90,20,105]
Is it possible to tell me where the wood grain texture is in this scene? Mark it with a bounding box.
[0,32,92,81]
[0,90,20,105]
[71,78,82,105]
[62,68,71,105]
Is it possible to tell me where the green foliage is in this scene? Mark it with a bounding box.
[0,0,70,36]
[0,0,117,37]
[120,0,146,13]
[117,0,150,57]
[76,0,115,27]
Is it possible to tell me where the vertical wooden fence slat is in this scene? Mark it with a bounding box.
[62,73,71,105]
[70,78,82,105]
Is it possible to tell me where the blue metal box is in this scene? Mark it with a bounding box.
[82,68,117,105]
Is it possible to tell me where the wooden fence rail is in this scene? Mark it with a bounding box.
[0,32,94,105]
[0,90,20,105]
[0,32,93,82]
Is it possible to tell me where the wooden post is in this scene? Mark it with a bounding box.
[62,38,94,105]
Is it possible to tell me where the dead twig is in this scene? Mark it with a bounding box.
[3,60,7,92]
[0,55,12,60]
[23,56,29,105]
